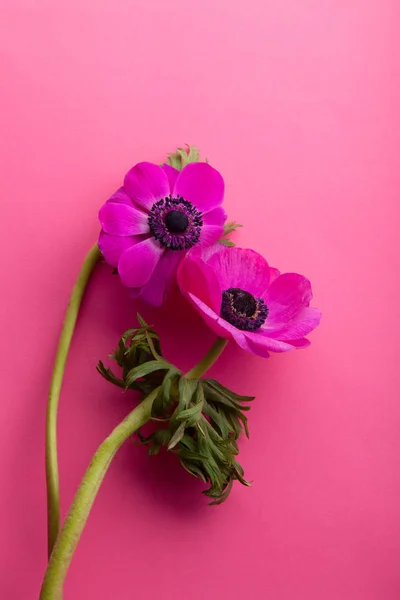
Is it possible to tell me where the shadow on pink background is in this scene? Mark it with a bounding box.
[0,1,399,599]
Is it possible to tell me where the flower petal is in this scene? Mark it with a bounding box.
[174,163,224,212]
[106,187,132,205]
[140,250,184,307]
[243,331,296,356]
[199,224,225,247]
[162,164,180,190]
[207,247,270,297]
[124,162,170,211]
[98,231,137,268]
[199,207,226,247]
[99,202,149,236]
[269,267,281,284]
[202,206,227,225]
[264,273,313,325]
[284,338,311,349]
[118,237,164,288]
[264,307,322,340]
[178,254,222,314]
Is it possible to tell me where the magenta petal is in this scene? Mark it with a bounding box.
[185,293,242,340]
[162,164,180,190]
[208,247,270,297]
[199,224,225,247]
[202,206,227,226]
[178,254,222,314]
[98,231,136,268]
[265,307,322,340]
[140,251,183,307]
[118,237,164,288]
[243,331,296,356]
[106,187,132,206]
[284,338,311,349]
[99,202,149,236]
[265,273,313,324]
[124,162,170,212]
[269,267,281,284]
[174,163,224,212]
[199,207,226,247]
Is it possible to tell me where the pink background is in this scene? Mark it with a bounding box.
[1,1,399,599]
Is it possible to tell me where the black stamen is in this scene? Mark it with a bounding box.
[229,288,257,317]
[220,288,268,331]
[165,210,189,233]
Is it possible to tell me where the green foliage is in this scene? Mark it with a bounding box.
[165,145,201,170]
[97,314,172,396]
[97,315,255,504]
[217,221,243,248]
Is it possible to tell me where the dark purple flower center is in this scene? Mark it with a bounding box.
[220,288,268,331]
[148,196,203,250]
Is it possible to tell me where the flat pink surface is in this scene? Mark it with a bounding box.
[1,1,399,599]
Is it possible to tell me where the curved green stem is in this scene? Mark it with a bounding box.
[46,243,101,557]
[186,337,228,379]
[40,338,227,600]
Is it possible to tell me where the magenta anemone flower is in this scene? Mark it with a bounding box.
[98,162,226,306]
[178,246,321,358]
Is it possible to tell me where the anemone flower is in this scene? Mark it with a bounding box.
[99,162,226,306]
[178,246,321,358]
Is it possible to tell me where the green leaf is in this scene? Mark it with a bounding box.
[152,367,181,417]
[202,402,230,438]
[203,379,254,405]
[223,221,242,236]
[168,422,187,450]
[96,361,125,388]
[165,145,201,170]
[218,238,236,247]
[178,377,198,410]
[125,359,170,388]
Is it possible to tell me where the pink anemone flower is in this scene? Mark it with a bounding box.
[178,246,321,358]
[98,162,226,306]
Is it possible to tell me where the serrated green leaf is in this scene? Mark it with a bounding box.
[168,421,187,450]
[96,361,125,388]
[125,359,170,388]
[223,221,243,236]
[203,379,254,405]
[165,145,201,170]
[218,238,236,247]
[178,377,198,409]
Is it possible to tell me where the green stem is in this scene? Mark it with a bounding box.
[39,338,227,600]
[46,243,101,557]
[186,337,228,379]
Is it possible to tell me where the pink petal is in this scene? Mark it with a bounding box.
[185,292,241,340]
[199,207,226,247]
[269,267,281,284]
[264,307,322,340]
[207,247,270,297]
[98,231,137,268]
[202,206,227,226]
[162,164,180,190]
[140,250,183,307]
[173,163,224,212]
[117,237,164,288]
[99,202,149,236]
[199,224,225,247]
[264,273,313,325]
[106,187,132,205]
[124,162,170,212]
[285,338,311,349]
[178,254,222,314]
[243,331,296,356]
